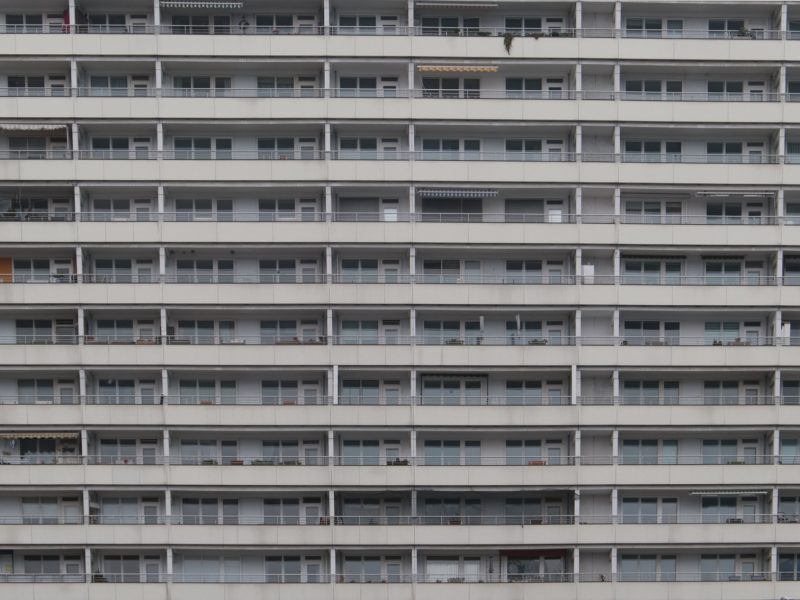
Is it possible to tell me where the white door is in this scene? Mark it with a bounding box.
[381,199,399,222]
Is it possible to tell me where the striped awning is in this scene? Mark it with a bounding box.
[418,188,498,198]
[160,1,243,8]
[0,432,79,439]
[418,65,498,73]
[689,490,769,495]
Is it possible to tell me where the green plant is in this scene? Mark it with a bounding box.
[503,32,515,54]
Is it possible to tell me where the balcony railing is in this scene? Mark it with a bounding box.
[617,571,771,582]
[0,150,795,164]
[166,334,326,345]
[0,454,83,465]
[0,573,87,583]
[6,24,798,40]
[0,87,793,102]
[616,454,774,465]
[579,395,778,406]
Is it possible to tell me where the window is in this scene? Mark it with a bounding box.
[342,440,380,465]
[173,137,212,159]
[621,497,658,524]
[625,17,663,37]
[6,14,45,33]
[258,137,295,159]
[708,19,746,38]
[702,439,739,464]
[339,76,377,97]
[15,319,53,344]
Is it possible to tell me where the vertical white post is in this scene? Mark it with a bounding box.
[166,548,173,579]
[82,489,90,521]
[408,62,415,92]
[575,309,582,340]
[324,62,331,92]
[612,309,620,338]
[326,247,333,282]
[573,547,580,581]
[778,188,785,218]
[332,366,339,404]
[158,248,166,279]
[612,369,619,400]
[613,1,621,31]
[613,249,620,280]
[68,0,76,32]
[774,428,781,462]
[575,124,582,157]
[573,490,580,521]
[163,429,170,462]
[407,0,414,32]
[613,125,620,159]
[774,309,783,342]
[161,369,168,403]
[409,186,416,218]
[326,308,333,345]
[71,122,79,154]
[574,187,582,221]
[328,489,335,520]
[780,65,787,99]
[73,185,81,219]
[325,185,333,221]
[409,247,416,280]
[75,246,83,277]
[411,547,418,579]
[611,430,619,463]
[781,3,788,34]
[779,126,786,161]
[324,123,332,154]
[410,368,417,403]
[774,369,782,403]
[153,0,161,28]
[408,123,415,155]
[323,0,331,28]
[574,0,582,31]
[84,548,91,580]
[157,185,165,216]
[159,307,167,344]
[155,60,162,90]
[79,369,86,401]
[410,430,417,460]
[575,248,582,282]
[571,365,579,405]
[77,307,85,341]
[777,251,784,287]
[409,308,416,341]
[610,547,617,581]
[772,487,779,522]
[574,430,581,462]
[330,548,336,582]
[70,60,78,93]
[613,188,621,217]
[80,429,88,459]
[164,489,171,521]
[156,122,164,154]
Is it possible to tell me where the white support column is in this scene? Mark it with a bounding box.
[80,429,88,459]
[84,548,91,579]
[161,369,168,404]
[163,429,170,462]
[323,61,331,92]
[774,369,782,402]
[324,123,332,154]
[574,187,582,221]
[70,60,78,92]
[410,368,417,403]
[613,125,620,159]
[777,250,784,286]
[156,123,164,159]
[78,369,86,401]
[326,309,333,345]
[571,365,578,405]
[774,428,781,462]
[159,307,167,344]
[323,0,331,28]
[575,308,582,340]
[610,547,617,581]
[325,185,333,220]
[613,64,621,95]
[326,247,333,282]
[613,1,621,32]
[411,489,417,519]
[327,368,334,403]
[778,188,785,218]
[575,124,582,157]
[68,0,76,32]
[779,126,786,160]
[158,247,166,280]
[82,489,90,520]
[409,186,416,218]
[153,0,161,27]
[407,0,414,32]
[166,547,173,579]
[75,246,83,277]
[411,547,418,579]
[410,308,416,341]
[573,490,581,520]
[410,430,417,459]
[330,548,336,582]
[408,62,415,92]
[781,3,788,34]
[573,547,580,580]
[157,185,165,216]
[780,65,787,98]
[772,487,779,522]
[77,307,85,341]
[155,60,162,90]
[164,489,172,520]
[771,546,778,578]
[332,366,339,404]
[612,369,619,400]
[611,488,618,519]
[409,247,416,279]
[574,248,582,282]
[774,309,783,342]
[73,185,81,218]
[71,122,79,154]
[575,0,582,32]
[611,430,619,463]
[613,188,621,217]
[408,123,415,154]
[574,430,581,462]
[613,249,620,280]
[328,489,335,520]
[328,430,335,465]
[612,309,620,338]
